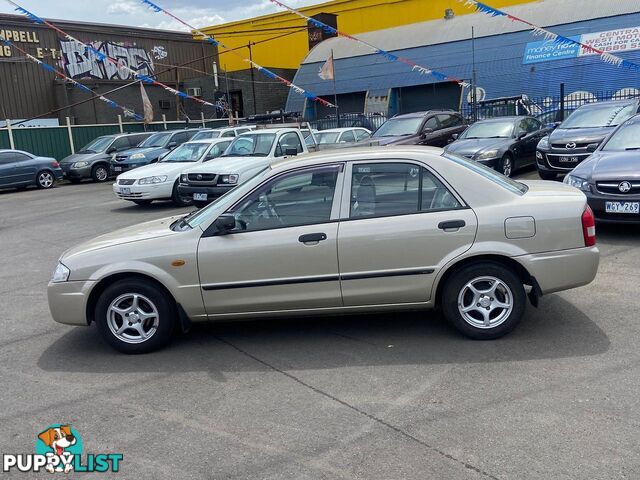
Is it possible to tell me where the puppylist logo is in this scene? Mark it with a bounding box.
[2,424,123,474]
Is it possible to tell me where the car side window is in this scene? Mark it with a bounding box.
[516,120,528,137]
[228,166,340,232]
[340,130,356,143]
[111,137,131,151]
[221,130,236,137]
[0,152,16,164]
[278,132,304,155]
[172,132,188,144]
[185,130,199,140]
[350,163,461,219]
[355,129,371,140]
[437,114,462,128]
[526,118,542,132]
[424,117,439,131]
[128,134,148,146]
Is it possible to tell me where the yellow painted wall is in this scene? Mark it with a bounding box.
[202,0,536,72]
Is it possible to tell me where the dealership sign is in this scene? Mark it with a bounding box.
[524,27,640,64]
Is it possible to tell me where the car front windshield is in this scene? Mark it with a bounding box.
[79,136,112,153]
[602,121,640,151]
[222,133,275,157]
[372,117,423,137]
[460,121,514,139]
[191,130,220,141]
[561,103,636,129]
[160,143,209,162]
[442,152,528,195]
[316,132,340,144]
[139,132,172,148]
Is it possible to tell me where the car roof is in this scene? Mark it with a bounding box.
[185,138,233,145]
[474,116,530,123]
[577,99,638,110]
[392,110,457,119]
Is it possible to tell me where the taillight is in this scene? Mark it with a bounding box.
[582,205,596,247]
[51,161,60,168]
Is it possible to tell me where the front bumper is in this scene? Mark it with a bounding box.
[585,191,640,223]
[475,157,500,169]
[516,246,599,295]
[536,148,591,173]
[112,182,174,201]
[48,280,97,326]
[177,183,235,202]
[61,164,91,180]
[110,161,149,175]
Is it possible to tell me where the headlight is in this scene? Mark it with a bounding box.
[537,136,550,150]
[138,175,168,185]
[564,174,590,192]
[129,153,146,160]
[72,161,89,168]
[219,174,239,185]
[475,149,499,160]
[51,262,70,283]
[180,174,188,184]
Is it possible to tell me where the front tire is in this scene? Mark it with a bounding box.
[91,164,109,182]
[171,181,193,207]
[441,262,526,340]
[500,154,514,177]
[95,279,176,354]
[36,170,55,189]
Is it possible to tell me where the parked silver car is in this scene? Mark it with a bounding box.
[48,146,599,353]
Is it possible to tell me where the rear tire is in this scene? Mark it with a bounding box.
[95,279,176,354]
[36,170,55,189]
[171,181,193,207]
[538,170,557,181]
[441,262,526,340]
[91,164,109,182]
[132,200,152,206]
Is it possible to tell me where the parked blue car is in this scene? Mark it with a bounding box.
[0,149,63,190]
[110,129,201,175]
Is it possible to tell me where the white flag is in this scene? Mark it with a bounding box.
[318,54,334,81]
[140,82,154,124]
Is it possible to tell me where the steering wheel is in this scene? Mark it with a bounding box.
[235,145,250,154]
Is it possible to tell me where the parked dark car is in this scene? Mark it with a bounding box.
[361,110,466,147]
[445,116,549,177]
[0,149,62,190]
[564,114,640,223]
[536,99,640,180]
[536,108,575,128]
[110,129,200,175]
[60,132,152,183]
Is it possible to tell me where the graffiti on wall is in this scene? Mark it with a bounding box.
[58,40,162,80]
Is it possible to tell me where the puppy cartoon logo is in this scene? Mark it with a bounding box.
[36,424,81,473]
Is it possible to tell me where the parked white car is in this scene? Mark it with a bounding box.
[313,127,372,145]
[178,128,309,207]
[112,138,232,206]
[190,125,255,141]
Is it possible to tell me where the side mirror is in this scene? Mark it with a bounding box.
[213,214,236,234]
[451,133,459,140]
[158,152,168,160]
[285,148,298,156]
[517,131,527,140]
[106,147,117,154]
[422,127,434,134]
[167,141,177,149]
[586,143,599,153]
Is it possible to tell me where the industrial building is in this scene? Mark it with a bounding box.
[0,13,217,125]
[285,0,640,119]
[201,0,534,117]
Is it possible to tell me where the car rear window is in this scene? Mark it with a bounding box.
[442,152,528,195]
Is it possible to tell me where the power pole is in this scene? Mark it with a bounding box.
[248,42,257,116]
[471,26,478,122]
[224,64,233,126]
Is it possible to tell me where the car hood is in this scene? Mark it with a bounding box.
[571,151,640,181]
[60,152,107,164]
[117,147,167,158]
[61,216,181,260]
[183,156,273,174]
[118,161,200,179]
[549,127,614,145]
[358,134,421,146]
[446,138,509,156]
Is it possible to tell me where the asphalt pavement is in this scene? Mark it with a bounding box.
[1,171,640,479]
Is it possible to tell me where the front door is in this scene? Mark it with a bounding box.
[198,164,344,315]
[338,161,477,306]
[11,153,37,183]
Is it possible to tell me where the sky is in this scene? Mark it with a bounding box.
[0,0,320,30]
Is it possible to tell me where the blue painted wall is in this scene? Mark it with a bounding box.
[287,12,640,117]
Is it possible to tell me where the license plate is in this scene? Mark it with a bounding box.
[193,193,208,201]
[114,166,122,172]
[559,156,579,163]
[605,201,639,214]
[121,187,131,195]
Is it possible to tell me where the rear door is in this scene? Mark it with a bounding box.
[337,161,477,306]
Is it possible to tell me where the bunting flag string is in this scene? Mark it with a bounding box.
[139,0,336,108]
[458,0,640,72]
[268,0,471,88]
[0,36,142,121]
[5,0,226,112]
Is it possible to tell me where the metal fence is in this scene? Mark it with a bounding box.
[309,113,388,131]
[0,116,233,160]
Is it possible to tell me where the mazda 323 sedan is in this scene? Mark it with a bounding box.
[48,147,599,353]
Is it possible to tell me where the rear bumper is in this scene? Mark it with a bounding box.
[47,280,97,326]
[177,184,235,201]
[112,182,173,201]
[516,246,599,295]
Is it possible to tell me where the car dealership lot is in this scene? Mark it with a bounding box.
[2,176,640,479]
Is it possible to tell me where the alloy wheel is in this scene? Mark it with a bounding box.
[95,166,108,181]
[502,157,513,177]
[38,171,54,188]
[106,293,159,344]
[457,276,514,329]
